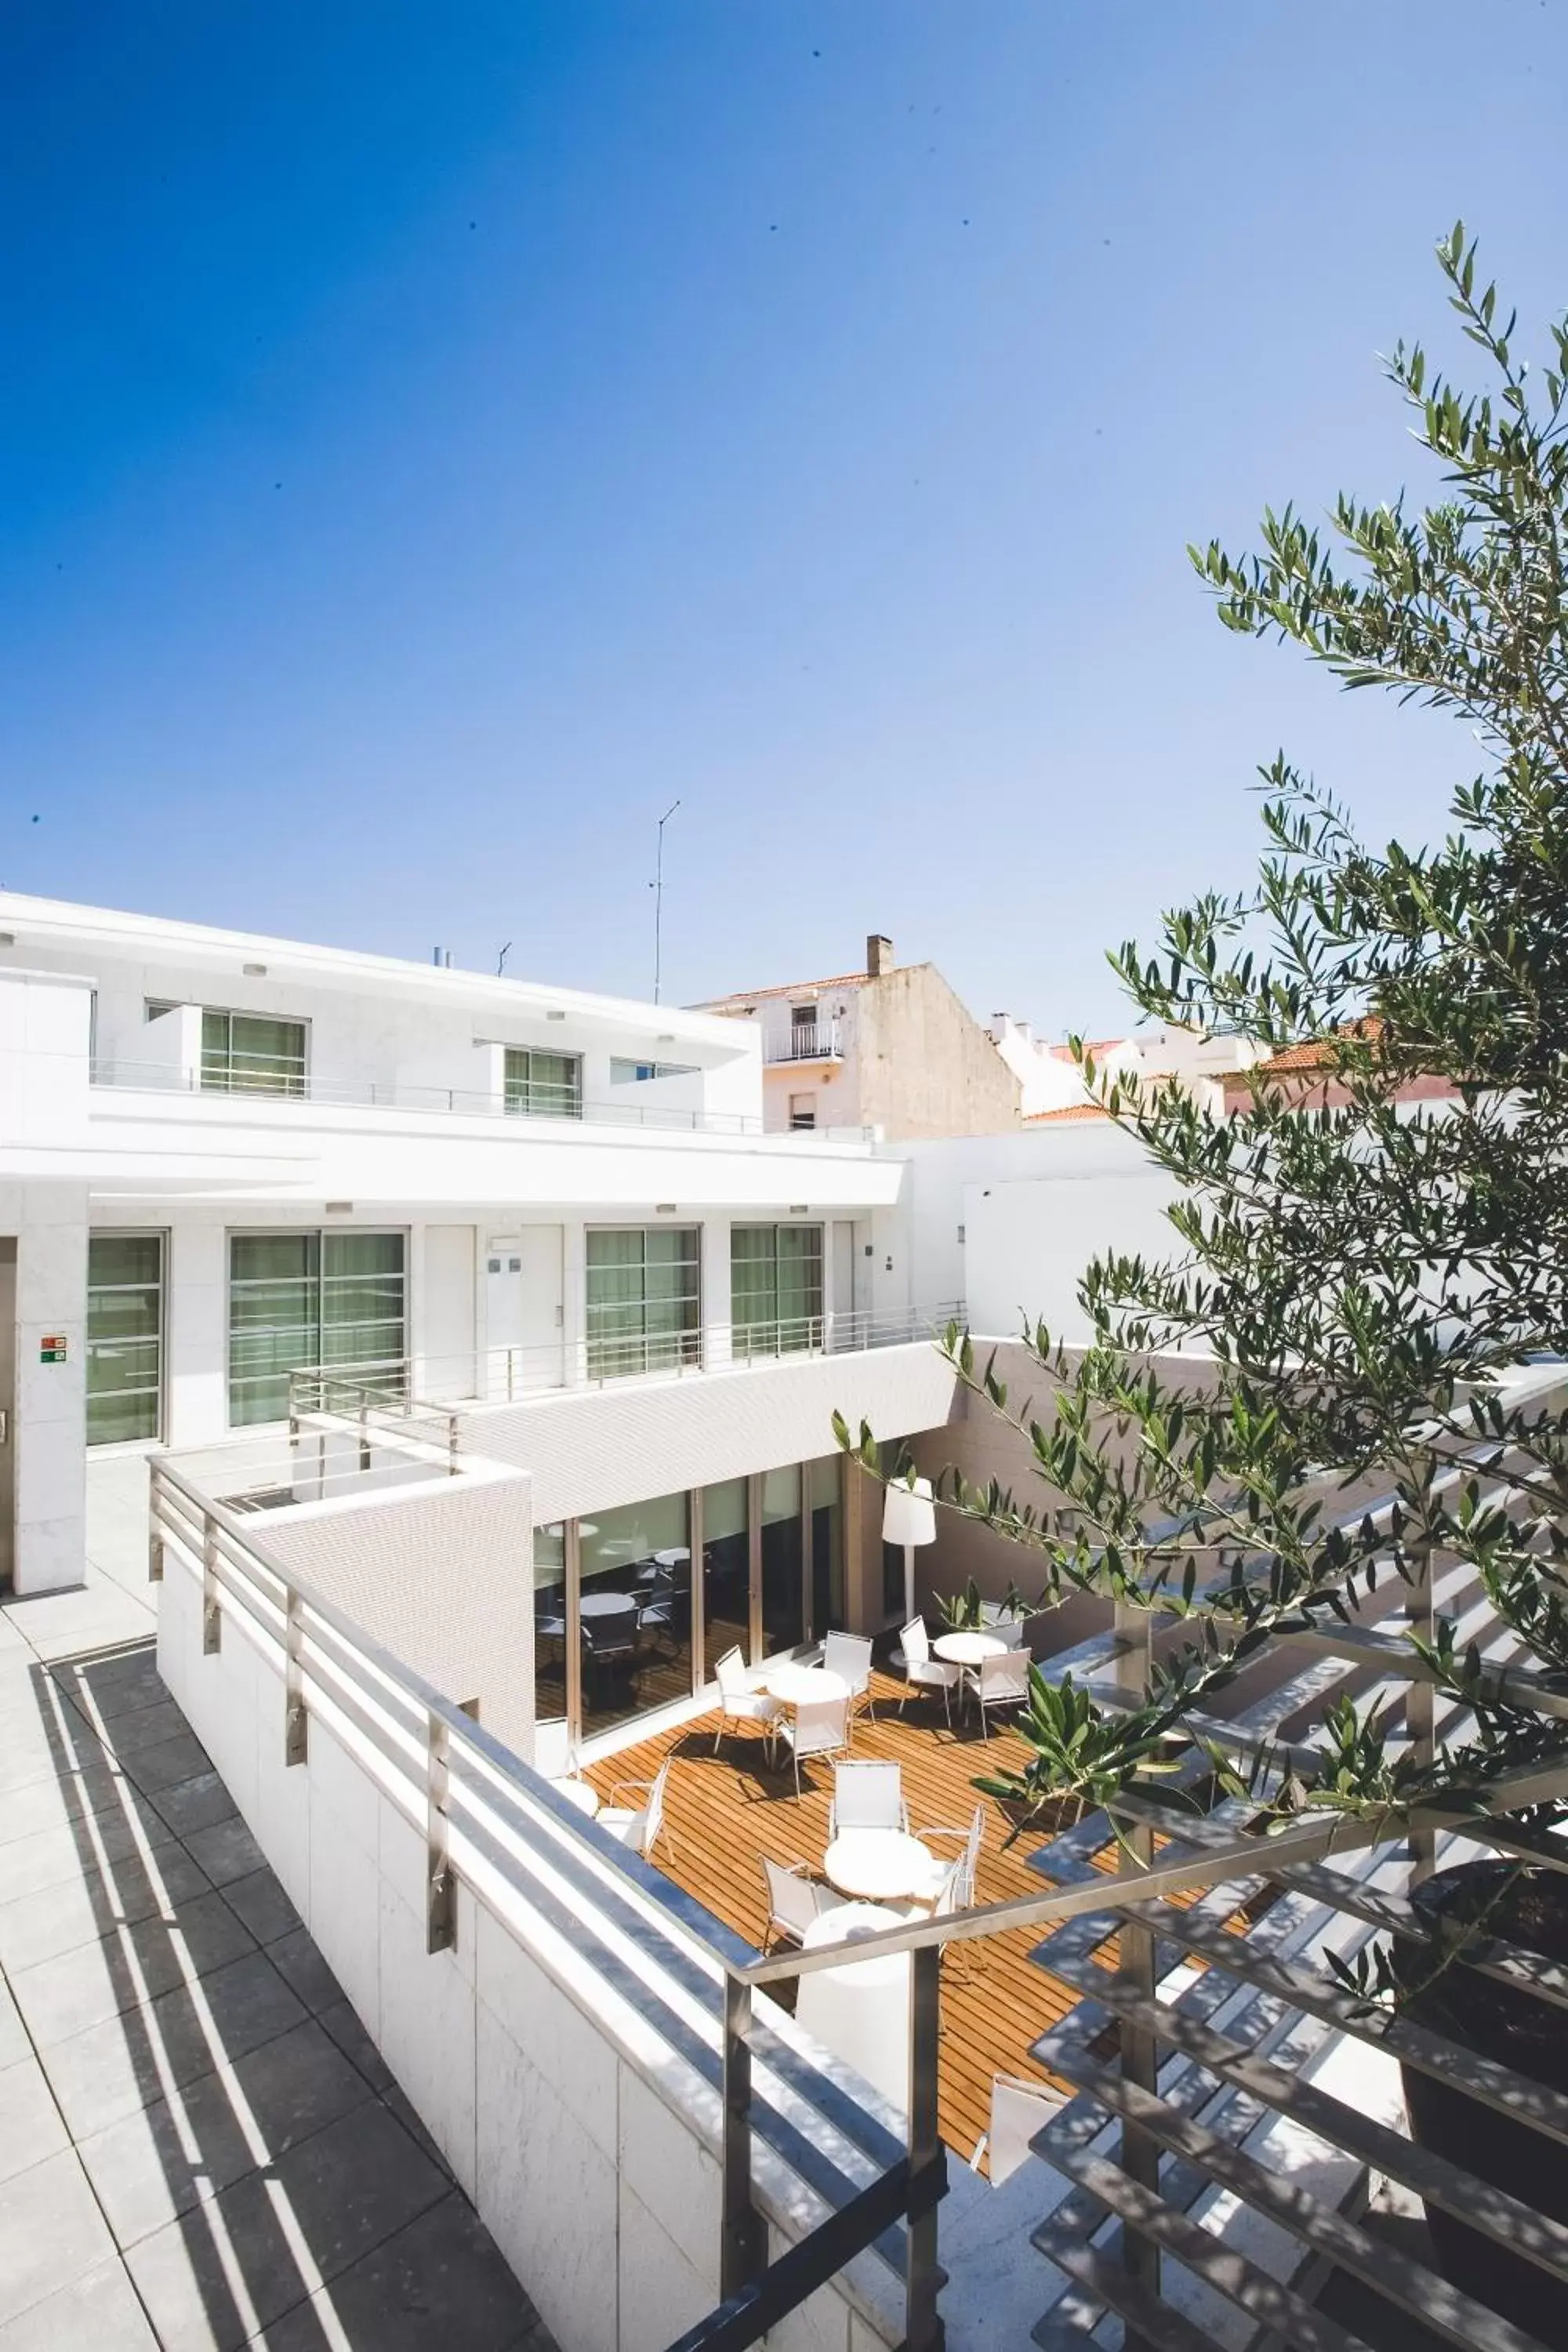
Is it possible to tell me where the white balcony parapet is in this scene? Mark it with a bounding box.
[289,1299,967,1418]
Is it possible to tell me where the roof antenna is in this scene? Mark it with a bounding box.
[496,941,513,976]
[650,800,681,1002]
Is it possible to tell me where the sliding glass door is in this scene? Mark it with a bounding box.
[228,1229,407,1425]
[731,1224,823,1356]
[585,1226,701,1377]
[86,1232,164,1444]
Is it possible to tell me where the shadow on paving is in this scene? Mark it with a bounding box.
[2,1634,554,2351]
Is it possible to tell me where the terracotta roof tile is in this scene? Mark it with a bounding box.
[1024,1102,1112,1123]
[689,972,869,1011]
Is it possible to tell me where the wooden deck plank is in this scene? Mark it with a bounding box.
[584,1668,1098,2159]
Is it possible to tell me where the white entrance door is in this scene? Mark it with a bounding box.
[485,1226,564,1396]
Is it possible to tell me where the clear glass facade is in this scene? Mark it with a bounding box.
[701,1477,750,1669]
[201,1009,307,1095]
[577,1492,691,1737]
[760,1463,805,1655]
[585,1226,701,1378]
[807,1454,844,1639]
[86,1232,164,1444]
[504,1047,582,1118]
[227,1230,407,1425]
[730,1224,823,1356]
[533,1522,568,1733]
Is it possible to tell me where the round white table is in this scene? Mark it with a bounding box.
[795,1903,910,2109]
[823,1829,937,1904]
[765,1663,849,1709]
[579,1592,637,1621]
[932,1630,1009,1668]
[553,1777,601,1819]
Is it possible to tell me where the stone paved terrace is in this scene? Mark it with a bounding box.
[0,1461,555,2350]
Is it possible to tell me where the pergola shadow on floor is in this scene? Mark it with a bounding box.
[583,1667,1102,2165]
[0,1602,554,2351]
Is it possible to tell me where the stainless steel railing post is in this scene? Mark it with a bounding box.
[426,1709,456,1953]
[201,1512,222,1654]
[906,1940,946,2350]
[720,1972,764,2297]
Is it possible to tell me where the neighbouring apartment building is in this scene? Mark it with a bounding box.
[691,932,1022,1139]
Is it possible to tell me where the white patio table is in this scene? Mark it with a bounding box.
[822,1829,936,1904]
[764,1662,849,1710]
[931,1630,1008,1668]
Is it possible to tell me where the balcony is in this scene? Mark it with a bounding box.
[89,1054,798,1140]
[288,1300,967,1416]
[767,1021,843,1066]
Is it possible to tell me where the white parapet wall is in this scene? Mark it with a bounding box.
[152,1451,913,2352]
[448,1338,963,1526]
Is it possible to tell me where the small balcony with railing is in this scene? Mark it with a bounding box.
[767,1018,844,1066]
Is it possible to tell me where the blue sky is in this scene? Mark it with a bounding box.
[3,5,1566,1029]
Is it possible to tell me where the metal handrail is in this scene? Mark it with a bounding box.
[92,1055,880,1142]
[148,1435,1568,2352]
[767,1022,843,1065]
[286,1301,967,1417]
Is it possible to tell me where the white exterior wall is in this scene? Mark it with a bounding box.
[0,971,95,1591]
[448,1339,962,1526]
[156,1532,902,2352]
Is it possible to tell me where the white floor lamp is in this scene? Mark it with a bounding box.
[882,1475,936,1628]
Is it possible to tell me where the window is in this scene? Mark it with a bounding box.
[731,1224,823,1355]
[760,1465,804,1653]
[788,1093,816,1131]
[609,1057,698,1084]
[505,1047,582,1119]
[228,1230,406,1425]
[585,1226,700,1378]
[201,1010,307,1096]
[87,1233,164,1444]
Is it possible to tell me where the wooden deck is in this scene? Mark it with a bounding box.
[585,1667,1105,2163]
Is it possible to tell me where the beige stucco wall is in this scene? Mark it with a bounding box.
[848,964,1021,1141]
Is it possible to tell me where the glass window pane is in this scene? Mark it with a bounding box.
[701,1479,750,1669]
[579,1494,691,1739]
[760,1465,804,1653]
[87,1232,163,1445]
[533,1523,568,1724]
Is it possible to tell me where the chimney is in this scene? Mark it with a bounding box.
[866,933,893,978]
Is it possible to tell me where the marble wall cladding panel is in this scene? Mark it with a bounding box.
[615,2065,724,2286]
[245,1704,311,1915]
[307,1795,381,2037]
[763,2228,853,2352]
[16,1335,86,1430]
[474,1902,620,2164]
[376,1877,477,2198]
[16,1214,87,1316]
[616,2185,717,2352]
[300,1714,381,1862]
[476,2005,620,2352]
[13,1515,86,1594]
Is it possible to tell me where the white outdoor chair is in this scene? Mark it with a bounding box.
[964,1648,1031,1737]
[712,1646,779,1758]
[532,1719,579,1781]
[891,1618,960,1724]
[775,1693,850,1801]
[829,1759,908,1838]
[969,2074,1066,2187]
[823,1630,876,1729]
[598,1756,672,1860]
[907,1803,985,1908]
[760,1857,848,1953]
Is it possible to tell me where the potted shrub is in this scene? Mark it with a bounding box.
[842,228,1568,2330]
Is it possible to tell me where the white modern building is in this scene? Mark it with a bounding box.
[0,892,993,1745]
